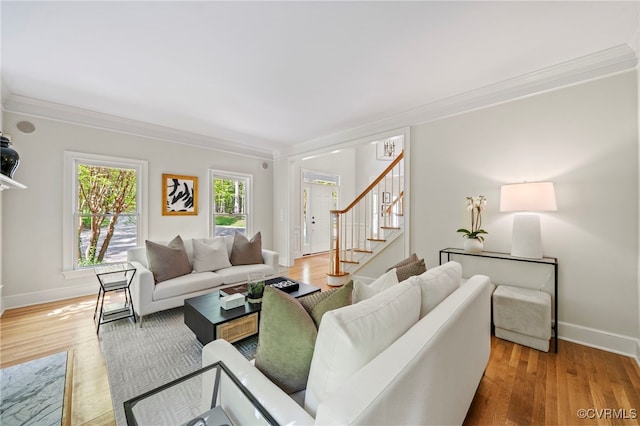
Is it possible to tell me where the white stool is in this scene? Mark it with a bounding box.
[493,285,551,352]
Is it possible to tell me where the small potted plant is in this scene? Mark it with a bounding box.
[247,273,265,303]
[457,195,488,253]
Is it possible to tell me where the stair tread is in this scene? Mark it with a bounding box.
[350,249,373,253]
[340,260,359,264]
[367,238,386,242]
[380,226,401,230]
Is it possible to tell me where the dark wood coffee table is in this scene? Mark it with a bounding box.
[184,276,320,345]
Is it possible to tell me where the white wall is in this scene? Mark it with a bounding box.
[1,112,274,309]
[355,142,394,193]
[411,71,639,356]
[0,108,3,314]
[637,66,640,364]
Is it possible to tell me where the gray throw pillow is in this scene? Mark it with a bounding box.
[229,232,264,266]
[254,287,318,393]
[395,258,427,282]
[386,253,419,272]
[192,238,232,272]
[145,235,192,283]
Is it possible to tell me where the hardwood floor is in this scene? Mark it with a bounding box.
[1,253,638,425]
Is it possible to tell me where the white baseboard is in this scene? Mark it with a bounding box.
[2,284,97,311]
[558,321,639,359]
[636,341,640,367]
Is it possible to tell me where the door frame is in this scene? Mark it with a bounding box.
[301,170,340,256]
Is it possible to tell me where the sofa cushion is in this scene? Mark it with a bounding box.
[145,235,192,283]
[215,263,274,284]
[192,238,232,272]
[408,261,462,318]
[230,232,264,266]
[352,268,399,303]
[254,286,318,394]
[395,258,427,282]
[304,279,421,416]
[310,280,353,327]
[152,271,224,300]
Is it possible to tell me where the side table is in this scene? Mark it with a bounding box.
[124,360,277,425]
[93,262,137,333]
[439,248,558,353]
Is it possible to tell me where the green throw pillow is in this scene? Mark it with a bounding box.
[298,288,339,313]
[254,286,318,394]
[310,280,353,327]
[395,258,427,282]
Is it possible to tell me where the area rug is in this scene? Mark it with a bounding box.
[99,307,258,426]
[0,351,68,426]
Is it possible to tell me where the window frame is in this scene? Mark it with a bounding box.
[208,169,253,238]
[63,151,148,276]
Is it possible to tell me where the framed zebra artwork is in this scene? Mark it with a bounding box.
[162,173,198,216]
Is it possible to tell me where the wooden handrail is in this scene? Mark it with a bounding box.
[331,151,404,215]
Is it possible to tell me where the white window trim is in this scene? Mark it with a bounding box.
[62,151,148,278]
[208,169,253,238]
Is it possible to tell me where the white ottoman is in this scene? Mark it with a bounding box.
[493,285,551,352]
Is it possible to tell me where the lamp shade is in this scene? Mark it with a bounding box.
[500,182,557,212]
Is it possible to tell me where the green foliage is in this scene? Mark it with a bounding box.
[77,164,137,266]
[215,215,246,227]
[247,281,265,298]
[456,228,488,242]
[214,178,245,214]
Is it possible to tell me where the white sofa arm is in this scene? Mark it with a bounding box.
[128,260,155,318]
[202,339,314,425]
[262,249,279,274]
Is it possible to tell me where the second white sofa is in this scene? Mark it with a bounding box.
[202,262,494,425]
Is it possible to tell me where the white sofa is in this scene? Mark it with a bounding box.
[201,266,494,425]
[127,236,279,323]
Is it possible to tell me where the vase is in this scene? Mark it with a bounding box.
[464,238,483,253]
[0,133,20,179]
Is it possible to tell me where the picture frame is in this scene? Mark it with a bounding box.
[382,191,391,204]
[162,174,198,216]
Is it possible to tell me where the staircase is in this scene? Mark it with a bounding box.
[328,151,404,285]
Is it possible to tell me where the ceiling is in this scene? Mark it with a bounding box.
[1,1,639,158]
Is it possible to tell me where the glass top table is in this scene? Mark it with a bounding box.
[124,361,278,426]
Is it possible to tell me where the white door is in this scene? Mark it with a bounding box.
[303,183,336,255]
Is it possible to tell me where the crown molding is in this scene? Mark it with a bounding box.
[2,45,637,160]
[291,44,638,156]
[2,94,277,160]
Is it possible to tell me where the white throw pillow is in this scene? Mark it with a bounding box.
[409,261,462,318]
[352,268,399,303]
[192,238,232,272]
[304,279,421,416]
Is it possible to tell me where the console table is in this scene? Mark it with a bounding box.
[439,248,558,353]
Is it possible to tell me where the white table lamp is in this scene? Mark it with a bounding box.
[500,182,557,259]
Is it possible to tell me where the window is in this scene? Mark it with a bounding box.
[64,152,147,271]
[209,170,252,237]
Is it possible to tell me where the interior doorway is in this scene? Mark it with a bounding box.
[302,171,339,255]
